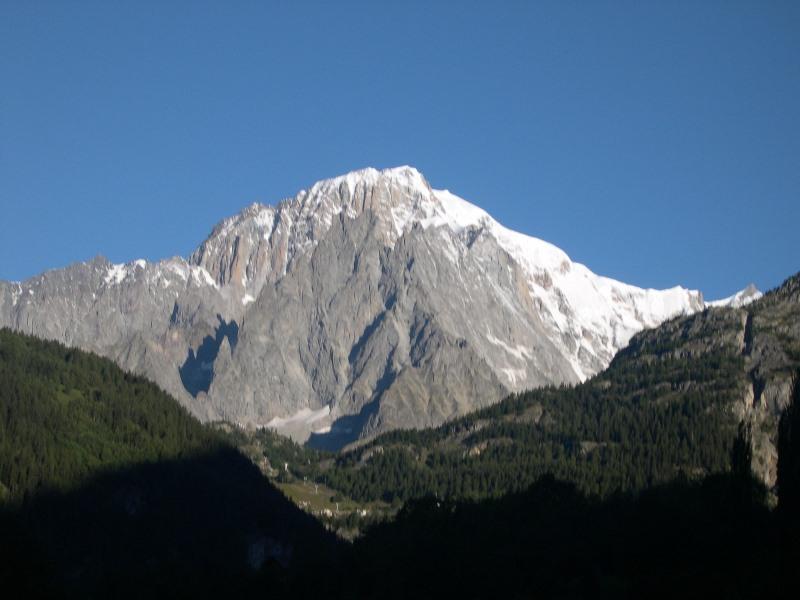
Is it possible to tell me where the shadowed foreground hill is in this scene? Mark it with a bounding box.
[0,327,222,500]
[0,329,340,598]
[302,375,800,599]
[339,475,779,599]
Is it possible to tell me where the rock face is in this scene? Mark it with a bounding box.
[740,274,800,489]
[0,167,708,447]
[618,272,800,492]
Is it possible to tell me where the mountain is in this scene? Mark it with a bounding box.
[1,166,709,447]
[707,283,763,308]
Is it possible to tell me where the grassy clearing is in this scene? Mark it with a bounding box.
[276,479,395,539]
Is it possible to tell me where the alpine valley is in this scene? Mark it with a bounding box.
[0,167,757,449]
[2,168,799,598]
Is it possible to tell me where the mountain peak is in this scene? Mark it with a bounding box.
[206,166,433,238]
[1,166,717,445]
[707,284,763,308]
[188,168,705,374]
[304,165,432,202]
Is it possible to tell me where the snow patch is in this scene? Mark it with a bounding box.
[253,207,275,229]
[707,285,762,309]
[104,264,127,285]
[166,261,189,280]
[10,283,22,306]
[265,405,331,430]
[486,331,532,361]
[191,266,218,288]
[316,166,430,201]
[104,260,148,285]
[501,367,527,385]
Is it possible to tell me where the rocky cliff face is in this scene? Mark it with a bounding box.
[617,272,800,492]
[0,167,709,446]
[740,274,800,489]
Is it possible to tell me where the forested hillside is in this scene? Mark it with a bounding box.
[0,328,222,501]
[0,329,339,597]
[296,372,800,598]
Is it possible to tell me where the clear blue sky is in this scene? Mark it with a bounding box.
[1,1,798,299]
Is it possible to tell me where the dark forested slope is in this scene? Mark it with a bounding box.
[0,328,221,500]
[293,373,800,599]
[0,328,339,598]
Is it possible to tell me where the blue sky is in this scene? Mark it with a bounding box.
[1,1,798,299]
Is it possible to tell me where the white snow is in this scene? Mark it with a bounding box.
[166,260,189,280]
[315,166,430,201]
[11,283,22,306]
[104,260,148,285]
[391,203,415,238]
[191,266,218,288]
[242,294,255,306]
[104,264,127,285]
[425,189,491,232]
[707,285,762,308]
[436,228,461,265]
[415,184,701,380]
[253,206,275,229]
[486,331,532,361]
[428,187,696,344]
[265,405,331,430]
[501,367,528,385]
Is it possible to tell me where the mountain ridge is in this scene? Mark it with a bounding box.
[0,166,750,446]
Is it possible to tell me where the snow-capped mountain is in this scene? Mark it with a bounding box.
[706,284,762,309]
[1,166,712,446]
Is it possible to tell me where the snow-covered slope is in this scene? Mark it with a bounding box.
[707,284,762,309]
[421,183,703,379]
